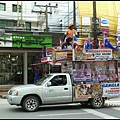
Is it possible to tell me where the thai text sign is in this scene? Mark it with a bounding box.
[87,49,112,59]
[0,33,52,48]
[102,83,119,97]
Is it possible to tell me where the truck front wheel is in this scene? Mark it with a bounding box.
[90,97,104,108]
[22,96,40,112]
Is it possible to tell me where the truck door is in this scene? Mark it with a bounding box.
[42,75,72,103]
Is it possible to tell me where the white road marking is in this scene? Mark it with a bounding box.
[39,112,87,117]
[112,107,120,111]
[83,109,119,119]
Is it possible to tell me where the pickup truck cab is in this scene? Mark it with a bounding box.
[7,73,114,112]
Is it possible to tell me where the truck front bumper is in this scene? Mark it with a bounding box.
[7,94,22,105]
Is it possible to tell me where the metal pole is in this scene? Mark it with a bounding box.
[46,5,48,32]
[68,1,69,26]
[72,33,75,61]
[17,1,19,28]
[72,1,76,61]
[21,1,22,22]
[32,3,57,32]
[73,1,76,29]
[93,1,98,49]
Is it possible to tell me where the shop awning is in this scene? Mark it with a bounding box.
[31,62,61,66]
[30,63,42,66]
[48,62,61,66]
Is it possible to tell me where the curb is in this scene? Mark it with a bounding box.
[0,95,7,99]
[2,95,7,99]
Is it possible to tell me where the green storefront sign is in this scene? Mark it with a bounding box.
[0,33,52,48]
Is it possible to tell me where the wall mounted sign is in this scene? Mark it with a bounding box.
[82,16,91,26]
[101,18,109,26]
[0,33,52,48]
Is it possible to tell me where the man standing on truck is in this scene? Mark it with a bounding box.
[62,24,78,49]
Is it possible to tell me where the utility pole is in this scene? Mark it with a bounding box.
[93,1,98,49]
[17,1,26,31]
[32,2,58,32]
[17,1,19,29]
[73,1,76,30]
[68,1,69,26]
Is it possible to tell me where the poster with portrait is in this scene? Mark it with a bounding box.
[72,60,118,84]
[61,62,72,73]
[75,84,103,99]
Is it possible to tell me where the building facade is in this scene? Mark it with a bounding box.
[0,1,120,85]
[0,30,63,85]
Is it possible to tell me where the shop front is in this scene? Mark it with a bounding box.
[0,50,43,85]
[0,31,53,85]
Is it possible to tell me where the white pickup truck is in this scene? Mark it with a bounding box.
[7,73,120,112]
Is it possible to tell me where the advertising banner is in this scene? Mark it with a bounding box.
[61,62,72,73]
[56,52,67,61]
[87,49,112,59]
[0,33,52,48]
[102,83,119,97]
[72,60,118,84]
[75,84,103,99]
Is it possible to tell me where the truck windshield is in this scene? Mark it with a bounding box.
[35,74,52,85]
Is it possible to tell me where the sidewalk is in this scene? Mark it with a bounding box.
[0,98,8,104]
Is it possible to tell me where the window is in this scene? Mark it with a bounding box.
[0,20,16,29]
[26,22,31,31]
[0,3,6,11]
[12,4,21,12]
[0,20,6,28]
[50,75,67,86]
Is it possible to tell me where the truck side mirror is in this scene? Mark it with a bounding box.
[47,81,51,86]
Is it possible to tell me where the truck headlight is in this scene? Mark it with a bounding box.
[11,90,18,96]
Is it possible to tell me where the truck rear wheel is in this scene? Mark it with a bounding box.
[22,96,40,112]
[90,97,104,108]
